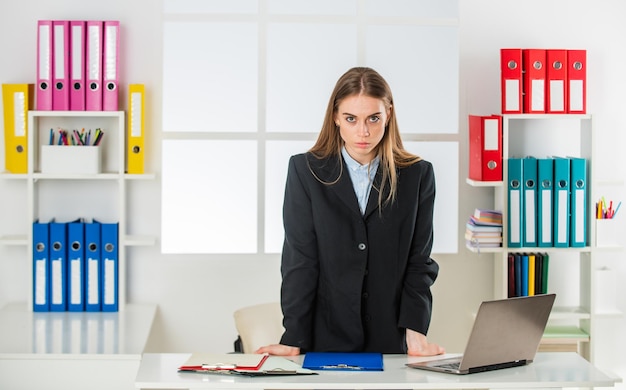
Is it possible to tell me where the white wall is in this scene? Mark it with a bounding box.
[0,0,625,378]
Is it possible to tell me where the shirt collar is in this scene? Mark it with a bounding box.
[341,146,380,172]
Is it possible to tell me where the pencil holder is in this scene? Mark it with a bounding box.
[595,219,623,248]
[41,145,102,174]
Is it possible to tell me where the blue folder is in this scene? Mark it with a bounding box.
[67,219,85,311]
[302,352,383,371]
[507,158,524,247]
[49,220,67,312]
[85,220,101,312]
[553,157,571,247]
[32,220,50,312]
[537,158,554,247]
[521,253,529,296]
[100,221,119,312]
[569,157,587,247]
[522,157,538,247]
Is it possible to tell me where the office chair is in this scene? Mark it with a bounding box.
[233,302,284,353]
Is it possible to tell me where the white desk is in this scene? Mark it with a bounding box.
[0,302,156,390]
[135,352,617,390]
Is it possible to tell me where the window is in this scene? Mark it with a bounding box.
[161,0,460,254]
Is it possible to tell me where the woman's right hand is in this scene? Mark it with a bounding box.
[255,344,300,356]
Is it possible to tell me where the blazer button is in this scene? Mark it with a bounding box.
[358,243,366,250]
[362,292,369,299]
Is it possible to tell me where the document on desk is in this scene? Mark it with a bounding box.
[231,356,317,376]
[179,353,269,372]
[303,352,384,371]
[178,354,316,376]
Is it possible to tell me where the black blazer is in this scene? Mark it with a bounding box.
[279,152,439,353]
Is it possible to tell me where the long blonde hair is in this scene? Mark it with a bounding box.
[309,67,422,207]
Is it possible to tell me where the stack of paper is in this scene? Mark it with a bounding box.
[178,353,316,376]
[466,209,503,249]
[178,353,269,373]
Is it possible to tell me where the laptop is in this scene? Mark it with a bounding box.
[406,293,555,375]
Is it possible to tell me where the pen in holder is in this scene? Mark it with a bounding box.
[595,219,624,248]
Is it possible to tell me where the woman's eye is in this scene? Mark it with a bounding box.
[369,116,380,123]
[346,117,356,123]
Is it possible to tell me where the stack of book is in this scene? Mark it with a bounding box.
[465,209,503,249]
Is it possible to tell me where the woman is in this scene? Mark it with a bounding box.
[257,67,444,356]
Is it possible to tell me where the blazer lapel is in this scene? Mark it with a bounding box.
[308,154,361,216]
[363,167,388,219]
[332,168,362,215]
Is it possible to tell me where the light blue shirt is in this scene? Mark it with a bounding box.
[342,147,380,215]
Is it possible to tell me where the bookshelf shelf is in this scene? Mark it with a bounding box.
[0,111,157,310]
[0,110,158,390]
[467,114,623,363]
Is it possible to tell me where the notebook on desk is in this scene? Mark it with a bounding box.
[406,294,555,375]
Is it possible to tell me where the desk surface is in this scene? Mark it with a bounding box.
[0,303,157,390]
[135,352,617,389]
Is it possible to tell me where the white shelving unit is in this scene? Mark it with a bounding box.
[1,110,156,310]
[0,111,157,390]
[467,114,624,365]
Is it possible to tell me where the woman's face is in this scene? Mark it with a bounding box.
[335,94,389,165]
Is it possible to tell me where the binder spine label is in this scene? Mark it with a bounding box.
[34,259,47,305]
[70,259,82,305]
[104,258,115,305]
[51,259,63,304]
[88,258,99,304]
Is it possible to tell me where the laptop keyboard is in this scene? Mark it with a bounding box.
[435,362,460,370]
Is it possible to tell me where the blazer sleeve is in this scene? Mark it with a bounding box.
[279,155,319,350]
[398,160,439,335]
